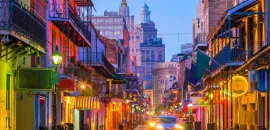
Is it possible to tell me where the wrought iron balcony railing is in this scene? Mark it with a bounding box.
[0,0,46,49]
[91,52,115,75]
[210,41,264,72]
[49,2,91,43]
[103,89,125,99]
[194,33,208,50]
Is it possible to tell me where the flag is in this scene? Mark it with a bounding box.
[196,49,210,80]
[189,63,199,86]
[183,67,190,89]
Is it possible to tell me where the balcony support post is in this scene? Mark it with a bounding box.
[107,79,113,96]
[228,14,234,129]
[266,0,270,45]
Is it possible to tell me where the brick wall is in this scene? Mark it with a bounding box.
[205,0,233,35]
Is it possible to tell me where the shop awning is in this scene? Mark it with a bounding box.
[75,96,100,110]
[112,73,128,84]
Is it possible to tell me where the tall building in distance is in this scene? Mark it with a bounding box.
[181,43,192,54]
[170,54,178,62]
[91,0,135,41]
[136,3,157,43]
[91,15,126,40]
[152,62,178,109]
[192,0,205,51]
[139,38,165,81]
[135,3,165,85]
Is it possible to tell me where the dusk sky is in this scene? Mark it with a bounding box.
[92,0,197,61]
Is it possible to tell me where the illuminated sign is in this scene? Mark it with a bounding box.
[228,75,248,97]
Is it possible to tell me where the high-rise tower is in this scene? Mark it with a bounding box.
[119,0,130,17]
[136,3,157,43]
[139,3,151,23]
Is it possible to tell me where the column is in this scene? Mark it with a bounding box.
[266,0,270,45]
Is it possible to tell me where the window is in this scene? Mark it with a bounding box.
[141,50,145,62]
[151,50,155,61]
[52,30,56,54]
[201,22,204,31]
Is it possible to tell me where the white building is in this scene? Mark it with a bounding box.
[152,62,178,109]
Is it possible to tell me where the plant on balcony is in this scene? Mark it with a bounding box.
[63,56,77,76]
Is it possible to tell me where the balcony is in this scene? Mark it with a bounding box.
[48,2,91,46]
[210,43,246,73]
[62,56,93,82]
[91,52,115,78]
[194,33,208,51]
[109,89,125,99]
[0,0,46,55]
[100,89,125,100]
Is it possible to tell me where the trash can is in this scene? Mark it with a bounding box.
[65,123,74,130]
[39,126,49,130]
[184,122,193,130]
[207,123,216,130]
[194,122,202,130]
[118,123,124,130]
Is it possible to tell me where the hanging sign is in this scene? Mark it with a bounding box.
[254,69,270,92]
[228,75,248,97]
[198,98,209,107]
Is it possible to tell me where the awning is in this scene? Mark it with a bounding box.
[75,96,100,110]
[112,73,128,84]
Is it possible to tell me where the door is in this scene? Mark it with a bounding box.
[6,73,12,130]
[74,109,80,130]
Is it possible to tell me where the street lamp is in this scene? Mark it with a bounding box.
[187,103,193,123]
[52,45,62,130]
[52,46,62,68]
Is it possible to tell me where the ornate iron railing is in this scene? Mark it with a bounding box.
[49,2,91,43]
[107,89,124,99]
[91,52,115,75]
[210,41,263,72]
[0,0,46,48]
[194,33,207,46]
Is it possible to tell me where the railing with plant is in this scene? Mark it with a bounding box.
[0,0,46,48]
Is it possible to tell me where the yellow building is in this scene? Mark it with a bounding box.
[0,0,47,129]
[203,0,270,129]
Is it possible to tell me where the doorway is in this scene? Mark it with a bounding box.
[6,73,12,130]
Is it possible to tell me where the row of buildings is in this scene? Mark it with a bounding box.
[162,0,270,130]
[0,0,145,130]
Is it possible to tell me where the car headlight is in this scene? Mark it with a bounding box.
[174,124,184,129]
[149,122,155,127]
[156,124,164,129]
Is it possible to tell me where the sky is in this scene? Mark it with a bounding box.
[92,0,198,61]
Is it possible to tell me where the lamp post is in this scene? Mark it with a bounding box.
[188,103,193,122]
[52,45,62,130]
